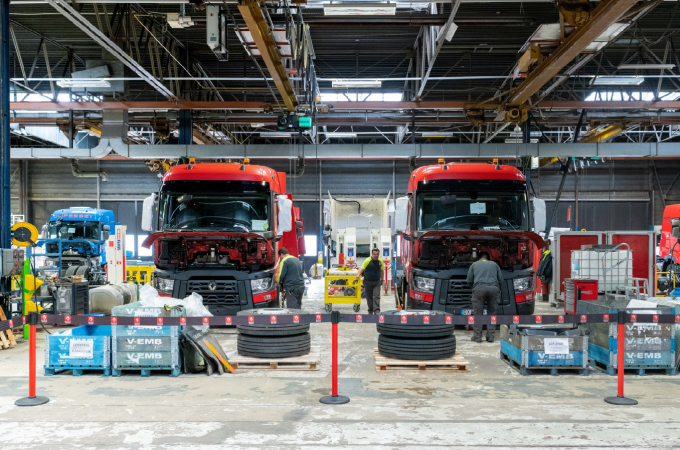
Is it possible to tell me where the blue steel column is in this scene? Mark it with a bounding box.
[0,0,11,249]
[178,110,192,145]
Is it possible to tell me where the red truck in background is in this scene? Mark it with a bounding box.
[395,162,546,316]
[142,161,305,315]
[659,204,680,261]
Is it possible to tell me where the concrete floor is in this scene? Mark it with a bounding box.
[1,279,680,449]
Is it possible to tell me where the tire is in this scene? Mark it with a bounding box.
[236,308,309,336]
[352,304,361,312]
[237,332,311,358]
[376,310,454,338]
[325,303,332,313]
[378,334,456,361]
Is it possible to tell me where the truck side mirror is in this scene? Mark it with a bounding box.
[102,230,110,241]
[394,196,409,232]
[141,193,156,232]
[41,224,48,239]
[277,195,293,234]
[672,219,680,238]
[532,197,546,233]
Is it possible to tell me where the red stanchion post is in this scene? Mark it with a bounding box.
[604,310,637,406]
[320,311,349,405]
[15,311,49,407]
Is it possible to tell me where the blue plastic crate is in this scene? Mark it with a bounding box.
[44,325,111,376]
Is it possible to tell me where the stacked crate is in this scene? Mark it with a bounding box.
[44,325,111,376]
[110,302,185,377]
[578,299,679,375]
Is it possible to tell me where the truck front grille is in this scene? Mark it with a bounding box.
[187,280,240,305]
[447,278,472,308]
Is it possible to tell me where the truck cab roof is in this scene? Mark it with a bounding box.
[50,207,115,226]
[408,163,526,192]
[163,162,288,194]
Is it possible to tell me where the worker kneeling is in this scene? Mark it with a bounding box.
[466,252,502,343]
[277,248,305,309]
[355,248,385,315]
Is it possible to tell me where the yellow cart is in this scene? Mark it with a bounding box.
[324,267,362,313]
[126,265,156,284]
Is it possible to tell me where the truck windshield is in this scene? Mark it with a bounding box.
[416,191,529,231]
[159,192,271,233]
[48,221,100,240]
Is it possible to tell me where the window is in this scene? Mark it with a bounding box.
[304,235,317,256]
[319,92,403,102]
[126,235,135,258]
[138,235,153,257]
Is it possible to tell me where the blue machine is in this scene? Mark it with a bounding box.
[36,207,116,284]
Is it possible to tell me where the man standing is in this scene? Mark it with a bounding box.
[355,248,385,314]
[276,248,305,309]
[466,252,503,342]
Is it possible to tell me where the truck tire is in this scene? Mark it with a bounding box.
[237,332,311,358]
[376,310,454,338]
[378,334,456,360]
[236,308,309,336]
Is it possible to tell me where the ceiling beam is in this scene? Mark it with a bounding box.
[12,100,680,111]
[506,0,640,108]
[238,0,298,111]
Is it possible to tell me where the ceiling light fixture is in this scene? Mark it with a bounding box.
[592,76,644,86]
[331,79,382,88]
[617,64,675,70]
[56,79,111,88]
[324,2,396,16]
[325,132,358,138]
[259,132,294,137]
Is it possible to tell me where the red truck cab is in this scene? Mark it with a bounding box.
[395,162,545,316]
[142,161,304,314]
[659,204,680,261]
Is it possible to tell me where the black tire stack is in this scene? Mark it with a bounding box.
[236,308,311,358]
[377,310,456,360]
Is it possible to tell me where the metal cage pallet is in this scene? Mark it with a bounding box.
[45,365,112,377]
[500,351,589,376]
[373,349,469,372]
[589,358,678,376]
[111,366,182,377]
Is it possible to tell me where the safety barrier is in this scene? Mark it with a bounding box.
[2,311,679,407]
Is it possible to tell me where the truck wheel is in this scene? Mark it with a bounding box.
[353,304,360,312]
[236,308,309,336]
[325,303,332,313]
[378,334,456,360]
[376,310,454,338]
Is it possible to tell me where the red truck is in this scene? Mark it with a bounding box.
[142,161,305,314]
[659,204,680,262]
[395,162,545,316]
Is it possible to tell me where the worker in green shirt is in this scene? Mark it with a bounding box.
[355,248,385,314]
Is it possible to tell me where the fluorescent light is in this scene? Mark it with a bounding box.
[505,138,538,143]
[13,110,57,114]
[332,79,382,88]
[618,64,675,70]
[260,132,293,137]
[593,76,644,86]
[324,2,396,16]
[325,132,357,138]
[420,132,454,137]
[56,79,111,88]
[251,123,265,128]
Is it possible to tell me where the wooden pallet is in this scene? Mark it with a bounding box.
[374,349,469,372]
[227,346,320,371]
[0,309,17,349]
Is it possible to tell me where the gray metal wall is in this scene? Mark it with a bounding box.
[12,159,680,255]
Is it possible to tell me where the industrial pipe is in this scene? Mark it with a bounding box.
[71,159,108,181]
[287,156,305,178]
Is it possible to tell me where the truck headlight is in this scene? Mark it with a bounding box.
[513,276,533,293]
[251,276,274,294]
[412,275,435,294]
[156,277,175,294]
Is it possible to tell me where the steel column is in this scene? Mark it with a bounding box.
[0,0,10,248]
[178,109,192,145]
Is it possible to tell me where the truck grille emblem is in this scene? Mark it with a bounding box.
[208,281,217,291]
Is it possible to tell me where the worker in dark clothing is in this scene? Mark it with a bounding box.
[466,252,503,342]
[276,248,305,309]
[355,248,385,314]
[536,243,553,302]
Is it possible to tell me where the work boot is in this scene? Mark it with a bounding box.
[470,336,482,343]
[486,336,495,343]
